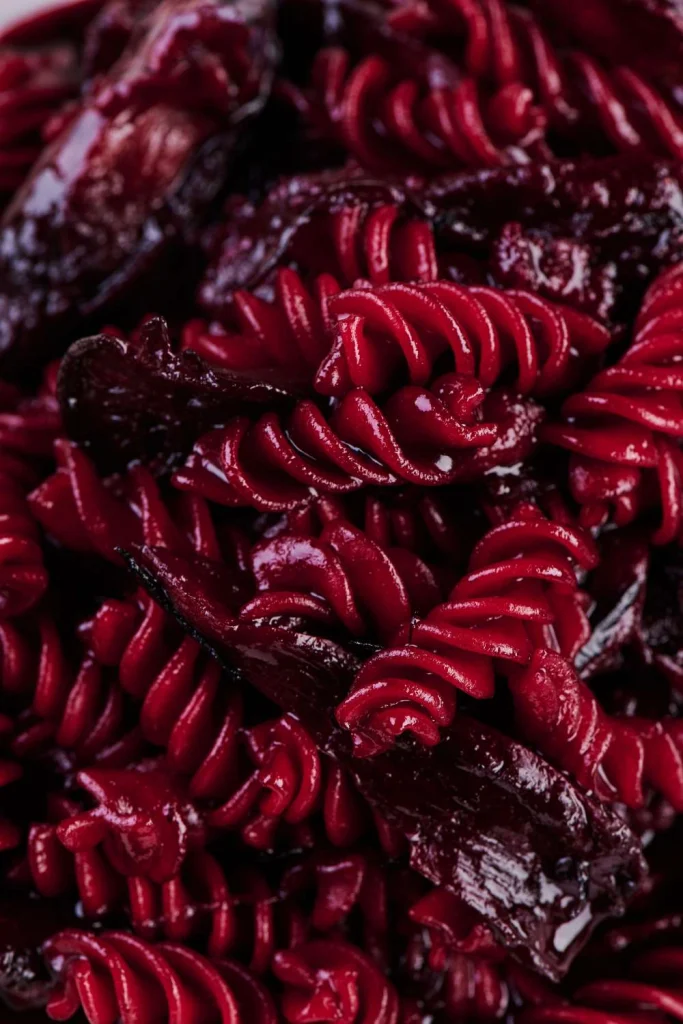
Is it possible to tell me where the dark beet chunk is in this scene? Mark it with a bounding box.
[58,316,310,474]
[0,0,278,374]
[122,543,647,982]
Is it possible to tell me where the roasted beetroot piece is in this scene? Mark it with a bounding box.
[57,317,310,474]
[0,0,101,204]
[0,0,278,374]
[122,543,646,981]
[199,157,683,328]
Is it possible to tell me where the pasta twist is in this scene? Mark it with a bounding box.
[272,938,399,1024]
[28,833,301,972]
[511,647,683,811]
[543,263,683,545]
[43,928,278,1024]
[291,45,546,173]
[172,385,500,510]
[189,207,440,371]
[175,280,608,511]
[240,521,443,640]
[300,0,683,170]
[29,439,225,564]
[315,281,610,399]
[336,505,597,754]
[276,490,466,562]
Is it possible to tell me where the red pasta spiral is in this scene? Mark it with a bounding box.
[359,0,683,163]
[43,928,278,1024]
[287,45,546,174]
[54,709,380,863]
[9,616,141,768]
[29,439,226,564]
[0,381,58,617]
[172,385,499,511]
[28,828,302,973]
[272,938,399,1024]
[336,504,597,755]
[0,42,79,199]
[240,520,443,640]
[314,281,610,399]
[542,264,683,545]
[276,490,467,562]
[510,647,683,811]
[175,280,608,512]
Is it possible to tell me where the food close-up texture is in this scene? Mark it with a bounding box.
[2,0,683,1020]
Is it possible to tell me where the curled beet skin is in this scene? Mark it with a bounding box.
[0,0,278,374]
[123,543,646,982]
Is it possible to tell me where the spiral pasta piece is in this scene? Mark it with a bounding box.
[43,928,278,1024]
[336,505,598,755]
[55,709,374,864]
[28,831,301,973]
[293,44,547,174]
[29,439,225,563]
[241,520,443,640]
[272,938,399,1024]
[0,381,58,617]
[542,263,683,544]
[309,0,683,168]
[315,281,610,399]
[175,281,608,511]
[511,647,683,811]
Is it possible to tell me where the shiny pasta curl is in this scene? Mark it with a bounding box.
[42,928,278,1024]
[7,615,142,768]
[272,938,400,1024]
[511,647,683,812]
[240,520,444,640]
[174,281,608,511]
[274,490,467,562]
[54,710,396,865]
[285,44,547,174]
[0,379,59,617]
[27,830,304,973]
[335,503,598,755]
[542,262,683,545]
[29,438,230,564]
[350,0,683,164]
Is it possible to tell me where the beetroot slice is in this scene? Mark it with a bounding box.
[122,542,647,982]
[0,0,278,374]
[58,316,309,474]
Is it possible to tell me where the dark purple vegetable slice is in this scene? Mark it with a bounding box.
[122,542,647,982]
[0,0,278,374]
[58,316,309,474]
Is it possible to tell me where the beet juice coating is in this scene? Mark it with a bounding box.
[0,0,278,373]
